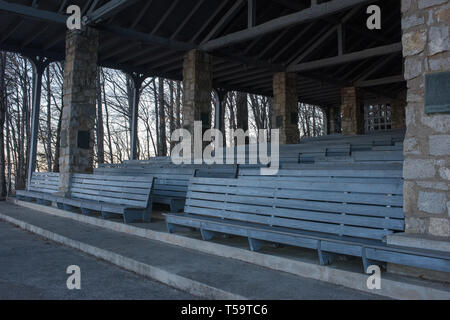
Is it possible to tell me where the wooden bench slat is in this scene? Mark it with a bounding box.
[186,196,404,222]
[183,206,392,240]
[185,198,404,230]
[191,177,403,195]
[188,188,403,208]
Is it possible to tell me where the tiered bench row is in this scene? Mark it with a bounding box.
[94,164,241,212]
[17,173,154,223]
[165,176,450,273]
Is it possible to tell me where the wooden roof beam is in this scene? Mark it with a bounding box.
[200,0,374,51]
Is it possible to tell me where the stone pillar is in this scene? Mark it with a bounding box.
[272,72,300,144]
[182,49,212,136]
[326,107,337,135]
[341,87,364,136]
[391,99,406,129]
[59,27,99,195]
[399,0,450,238]
[236,92,249,144]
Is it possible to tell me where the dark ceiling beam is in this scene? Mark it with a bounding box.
[83,0,141,24]
[271,0,308,11]
[201,0,246,43]
[132,50,180,67]
[331,9,400,80]
[0,0,67,24]
[248,0,256,28]
[0,19,25,44]
[242,5,288,54]
[353,54,399,82]
[97,24,196,51]
[190,0,230,43]
[130,0,153,28]
[116,46,159,64]
[288,5,360,66]
[257,27,291,59]
[355,75,405,87]
[170,0,205,40]
[287,43,402,72]
[271,22,316,62]
[150,0,179,34]
[200,0,374,51]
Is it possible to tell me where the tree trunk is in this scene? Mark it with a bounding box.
[96,68,105,164]
[0,52,7,198]
[158,78,167,156]
[45,67,52,171]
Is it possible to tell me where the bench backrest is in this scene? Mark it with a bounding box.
[70,174,154,208]
[184,177,404,241]
[28,172,59,193]
[94,165,239,200]
[238,167,403,184]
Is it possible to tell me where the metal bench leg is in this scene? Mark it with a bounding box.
[200,229,215,241]
[248,238,265,252]
[318,249,335,266]
[317,241,335,266]
[56,202,65,210]
[36,199,49,206]
[81,208,95,216]
[63,204,78,213]
[25,197,35,203]
[362,248,386,272]
[166,222,178,234]
[142,210,152,223]
[41,200,52,206]
[101,211,113,220]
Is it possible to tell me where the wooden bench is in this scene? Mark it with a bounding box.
[54,174,154,223]
[94,165,240,212]
[165,177,450,273]
[239,167,403,184]
[16,172,60,205]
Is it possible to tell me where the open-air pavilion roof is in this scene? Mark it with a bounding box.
[0,0,405,107]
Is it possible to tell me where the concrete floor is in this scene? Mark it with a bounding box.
[0,221,195,300]
[0,202,386,300]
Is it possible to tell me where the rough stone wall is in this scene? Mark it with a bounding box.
[272,72,300,144]
[59,28,99,194]
[341,87,364,136]
[401,0,450,237]
[182,50,212,134]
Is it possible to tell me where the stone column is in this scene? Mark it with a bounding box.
[236,92,249,144]
[391,99,406,130]
[326,107,337,135]
[182,49,212,136]
[59,27,99,195]
[341,87,364,136]
[399,0,450,238]
[272,72,300,144]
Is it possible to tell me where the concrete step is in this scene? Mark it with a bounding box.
[1,200,449,300]
[0,201,381,300]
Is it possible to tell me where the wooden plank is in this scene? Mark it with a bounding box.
[184,205,391,240]
[186,199,404,230]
